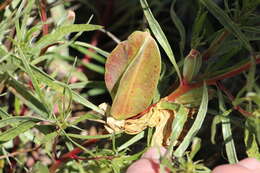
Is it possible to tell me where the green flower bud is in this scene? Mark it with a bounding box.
[182,49,202,83]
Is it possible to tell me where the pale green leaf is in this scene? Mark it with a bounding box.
[140,0,182,80]
[118,131,145,151]
[0,116,42,128]
[0,121,36,143]
[170,0,186,58]
[36,24,102,49]
[167,103,189,155]
[218,88,238,164]
[174,82,208,157]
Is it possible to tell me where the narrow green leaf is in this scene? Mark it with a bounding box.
[18,47,49,115]
[174,82,208,157]
[71,91,104,114]
[69,81,105,89]
[71,113,102,125]
[218,89,238,163]
[61,129,96,157]
[70,44,106,64]
[36,24,102,49]
[246,117,260,150]
[20,0,35,41]
[211,115,221,144]
[0,116,42,128]
[87,88,106,96]
[244,128,260,160]
[82,61,105,74]
[190,137,202,159]
[7,76,49,118]
[242,26,260,33]
[118,131,145,151]
[167,103,189,155]
[67,133,115,140]
[191,6,208,49]
[170,0,186,58]
[73,41,109,57]
[10,55,103,114]
[0,121,36,143]
[40,132,58,145]
[0,108,10,119]
[200,0,252,52]
[140,0,182,80]
[221,110,238,163]
[25,24,42,43]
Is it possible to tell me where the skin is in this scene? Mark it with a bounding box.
[212,158,260,173]
[126,147,169,173]
[126,147,260,173]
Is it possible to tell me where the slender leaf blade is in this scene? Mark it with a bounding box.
[36,24,102,49]
[140,0,182,80]
[0,108,10,119]
[167,103,189,155]
[200,0,252,52]
[174,82,208,157]
[221,110,238,163]
[170,1,186,58]
[0,116,42,128]
[218,89,238,163]
[10,55,103,114]
[118,131,145,151]
[7,76,49,118]
[0,121,36,143]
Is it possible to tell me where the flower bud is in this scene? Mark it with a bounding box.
[182,49,201,83]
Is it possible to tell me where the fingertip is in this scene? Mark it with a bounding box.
[212,164,252,173]
[126,158,159,173]
[142,147,166,161]
[238,158,260,170]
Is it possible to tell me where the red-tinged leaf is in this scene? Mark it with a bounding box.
[105,41,129,94]
[105,31,152,97]
[107,31,161,120]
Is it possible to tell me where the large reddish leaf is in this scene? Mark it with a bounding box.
[105,31,152,96]
[105,31,161,120]
[104,41,129,94]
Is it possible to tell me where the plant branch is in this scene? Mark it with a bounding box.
[206,56,260,85]
[49,139,99,173]
[39,0,48,35]
[166,55,260,101]
[216,81,253,117]
[136,56,260,117]
[0,145,41,160]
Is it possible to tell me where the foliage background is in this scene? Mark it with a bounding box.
[0,0,259,172]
